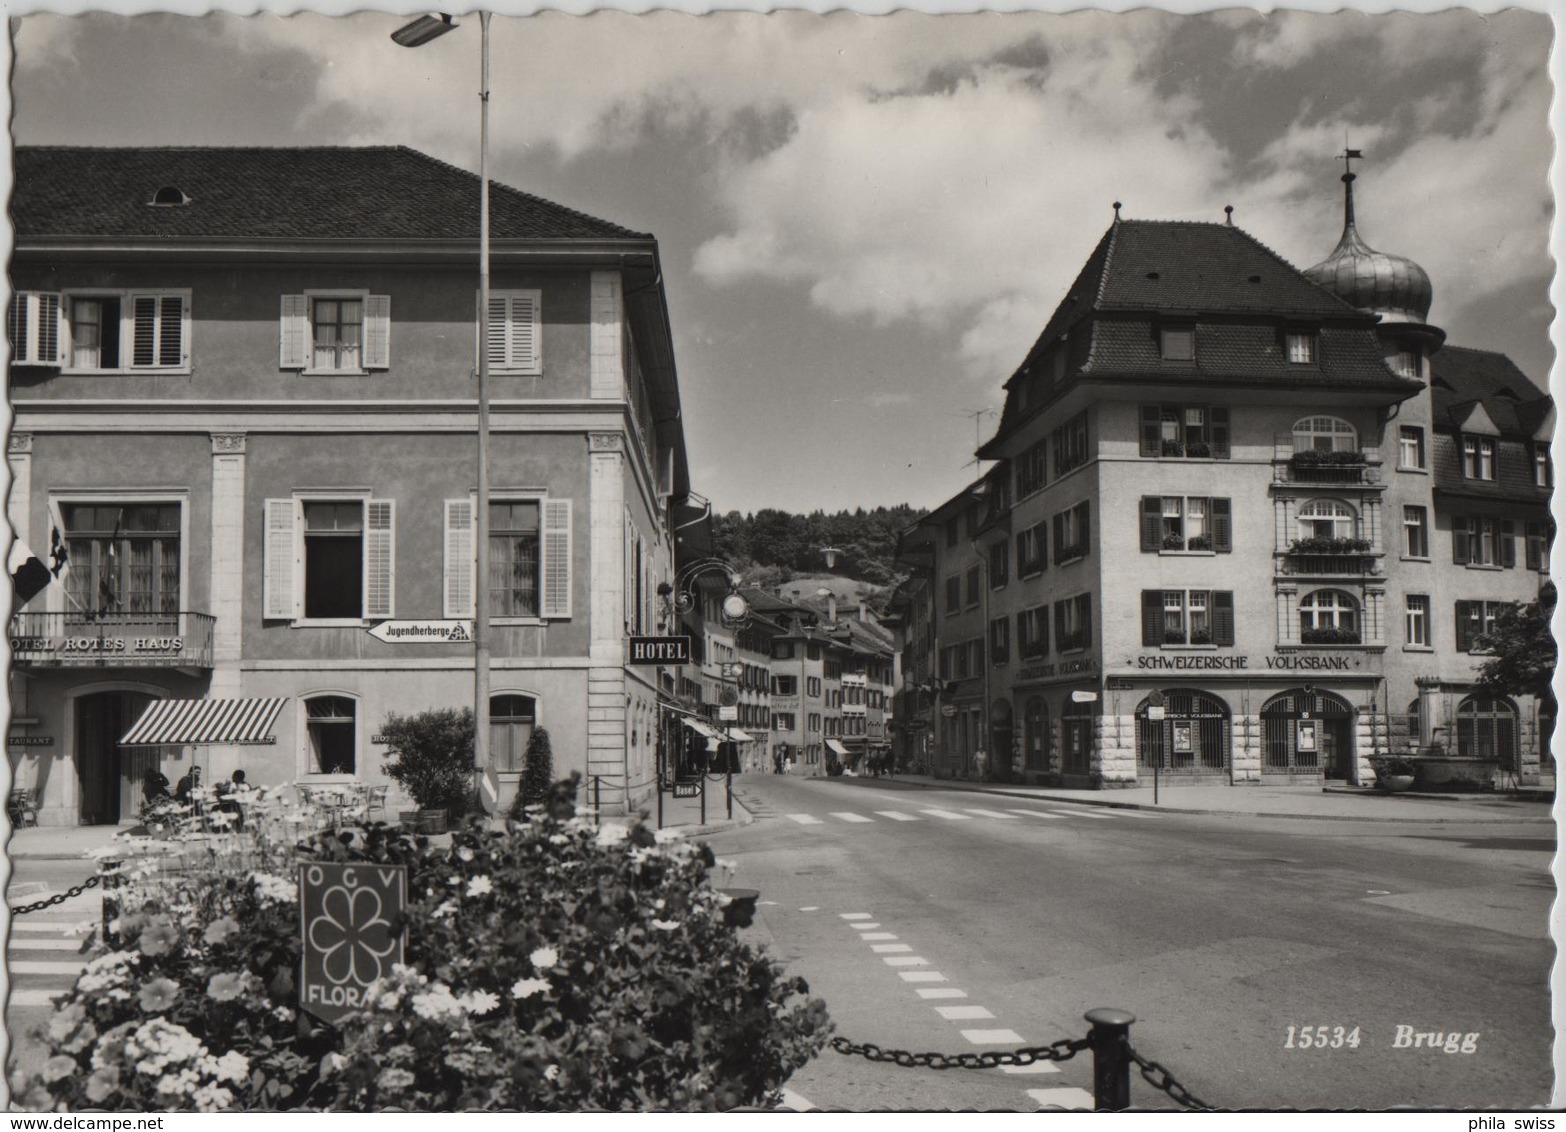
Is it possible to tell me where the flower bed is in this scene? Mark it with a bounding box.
[19,776,830,1112]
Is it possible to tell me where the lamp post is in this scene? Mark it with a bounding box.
[393,12,495,804]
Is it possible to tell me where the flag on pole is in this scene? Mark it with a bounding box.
[9,540,52,605]
[98,512,123,613]
[478,761,501,815]
[46,498,70,585]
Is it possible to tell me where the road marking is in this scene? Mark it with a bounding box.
[1028,1087,1095,1109]
[7,937,84,952]
[874,811,920,821]
[778,1088,817,1111]
[786,813,823,825]
[1049,809,1115,820]
[916,988,968,999]
[871,943,913,953]
[860,932,897,940]
[1002,1062,1062,1076]
[962,808,1018,819]
[8,922,90,935]
[830,812,874,823]
[883,956,929,967]
[849,922,881,930]
[1006,809,1065,820]
[899,971,947,982]
[11,960,86,975]
[961,1028,1024,1045]
[9,989,68,1007]
[840,913,873,920]
[800,906,819,912]
[935,1005,995,1020]
[918,809,972,820]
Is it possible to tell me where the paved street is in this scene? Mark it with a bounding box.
[706,774,1554,1111]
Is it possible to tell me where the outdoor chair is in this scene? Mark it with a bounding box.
[7,788,38,828]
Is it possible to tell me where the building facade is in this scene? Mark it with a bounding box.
[8,146,697,824]
[904,170,1552,788]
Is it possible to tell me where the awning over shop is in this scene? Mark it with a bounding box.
[826,739,850,756]
[677,716,726,743]
[724,728,753,743]
[119,698,288,747]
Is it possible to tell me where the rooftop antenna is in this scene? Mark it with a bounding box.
[961,407,996,475]
[1340,144,1363,228]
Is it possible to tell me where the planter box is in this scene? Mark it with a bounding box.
[1412,758,1499,792]
[400,808,449,833]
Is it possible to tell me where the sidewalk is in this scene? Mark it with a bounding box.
[830,772,1556,824]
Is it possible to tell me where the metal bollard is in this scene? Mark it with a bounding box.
[592,775,601,825]
[1084,1007,1136,1111]
[99,858,124,948]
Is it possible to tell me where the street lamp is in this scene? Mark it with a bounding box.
[393,11,496,808]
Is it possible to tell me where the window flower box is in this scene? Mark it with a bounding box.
[1288,536,1372,555]
[1161,439,1184,457]
[1186,534,1213,551]
[1300,626,1360,645]
[1162,532,1185,550]
[1291,449,1366,467]
[1186,441,1212,458]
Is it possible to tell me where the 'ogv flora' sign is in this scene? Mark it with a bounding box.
[299,862,407,1024]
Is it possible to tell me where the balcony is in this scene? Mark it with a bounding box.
[9,611,216,669]
[1278,538,1382,578]
[1271,447,1384,488]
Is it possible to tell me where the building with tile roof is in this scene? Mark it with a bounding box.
[901,166,1552,790]
[7,145,697,824]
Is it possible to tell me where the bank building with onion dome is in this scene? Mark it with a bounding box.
[896,156,1553,789]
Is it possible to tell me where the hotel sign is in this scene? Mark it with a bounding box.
[10,633,188,657]
[627,636,693,665]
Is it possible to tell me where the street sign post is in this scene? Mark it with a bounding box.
[299,862,407,1024]
[367,620,472,644]
[1145,690,1167,806]
[672,782,699,798]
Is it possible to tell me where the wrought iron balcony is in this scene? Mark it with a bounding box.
[1271,446,1383,487]
[1277,552,1383,578]
[9,611,216,668]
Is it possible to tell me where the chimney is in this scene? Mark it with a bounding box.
[858,602,867,621]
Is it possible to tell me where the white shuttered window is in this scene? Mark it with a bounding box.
[443,495,572,620]
[280,292,390,371]
[481,290,542,374]
[8,292,64,366]
[263,497,395,621]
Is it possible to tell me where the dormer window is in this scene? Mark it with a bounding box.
[1160,325,1195,362]
[1462,435,1497,481]
[1284,332,1316,365]
[149,186,191,207]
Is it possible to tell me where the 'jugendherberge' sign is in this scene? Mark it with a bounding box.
[299,862,407,1024]
[627,635,692,665]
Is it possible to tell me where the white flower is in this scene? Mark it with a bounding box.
[651,919,680,931]
[461,989,500,1015]
[511,977,550,1000]
[529,946,558,970]
[544,1064,561,1081]
[431,899,459,921]
[595,824,630,846]
[456,846,474,862]
[466,875,493,898]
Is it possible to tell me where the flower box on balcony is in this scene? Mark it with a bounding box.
[1288,536,1372,555]
[1291,449,1366,467]
[1186,441,1212,458]
[1300,626,1361,645]
[1186,535,1213,551]
[1162,532,1185,550]
[1161,439,1184,457]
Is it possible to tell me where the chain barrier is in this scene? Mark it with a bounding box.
[830,1034,1090,1072]
[10,873,102,915]
[1124,1040,1214,1111]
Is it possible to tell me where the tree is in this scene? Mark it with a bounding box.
[1476,583,1557,701]
[380,708,475,814]
[520,726,555,808]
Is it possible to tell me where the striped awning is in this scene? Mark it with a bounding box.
[677,716,725,743]
[826,739,850,756]
[119,698,288,747]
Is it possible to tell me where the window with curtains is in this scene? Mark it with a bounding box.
[1456,695,1518,768]
[265,496,395,622]
[1403,507,1429,558]
[1139,404,1230,459]
[1052,411,1090,476]
[1017,605,1049,659]
[279,292,389,373]
[1455,600,1506,651]
[63,503,181,622]
[306,695,357,775]
[54,290,190,373]
[1292,416,1358,453]
[1015,438,1048,498]
[989,616,1010,665]
[1298,589,1360,642]
[489,501,541,617]
[1016,521,1047,576]
[442,496,572,620]
[1296,498,1359,541]
[989,540,1009,589]
[1452,515,1515,568]
[1525,521,1552,571]
[1053,501,1090,563]
[1404,594,1431,647]
[1462,435,1497,481]
[1399,426,1426,470]
[482,290,542,374]
[490,694,537,773]
[1139,496,1231,553]
[1284,332,1317,365]
[1054,593,1091,652]
[1141,590,1234,646]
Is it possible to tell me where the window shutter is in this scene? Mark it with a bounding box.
[444,499,476,618]
[1038,606,1050,655]
[1213,591,1235,646]
[1211,498,1232,552]
[363,296,391,369]
[131,295,181,368]
[263,499,300,620]
[1053,600,1065,651]
[1500,520,1517,568]
[1052,513,1064,563]
[280,295,309,368]
[510,292,539,372]
[37,293,62,365]
[9,292,63,365]
[1140,497,1161,551]
[160,295,184,366]
[1015,531,1027,573]
[484,294,509,370]
[1078,502,1090,557]
[363,500,395,618]
[1141,590,1162,646]
[1211,407,1230,459]
[1455,601,1472,651]
[1452,517,1471,565]
[1140,405,1161,457]
[1081,594,1092,648]
[541,498,572,618]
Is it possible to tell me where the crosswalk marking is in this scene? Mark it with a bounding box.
[860,932,897,941]
[849,922,881,930]
[871,943,912,953]
[830,812,874,823]
[935,1005,994,1020]
[7,936,84,952]
[962,808,1018,820]
[786,813,823,825]
[1006,808,1065,820]
[1051,809,1115,820]
[898,971,947,983]
[12,960,87,976]
[874,811,920,821]
[916,988,968,999]
[918,809,972,820]
[883,956,928,967]
[9,922,90,934]
[1002,1062,1062,1076]
[1028,1087,1095,1109]
[840,912,872,920]
[10,989,69,1007]
[962,1028,1024,1045]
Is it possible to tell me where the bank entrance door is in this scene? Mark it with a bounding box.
[77,691,157,825]
[1261,689,1354,779]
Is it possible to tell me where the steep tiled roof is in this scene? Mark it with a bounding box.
[1429,345,1550,436]
[13,146,647,243]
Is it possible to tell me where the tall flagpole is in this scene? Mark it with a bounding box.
[474,11,493,806]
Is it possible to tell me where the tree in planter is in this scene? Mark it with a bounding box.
[381,708,475,820]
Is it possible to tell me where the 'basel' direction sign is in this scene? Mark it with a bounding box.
[627,636,692,665]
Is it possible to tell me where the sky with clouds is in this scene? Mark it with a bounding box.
[9,7,1554,516]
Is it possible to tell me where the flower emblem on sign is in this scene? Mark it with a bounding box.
[307,881,399,986]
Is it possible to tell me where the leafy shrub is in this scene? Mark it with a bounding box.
[381,708,475,814]
[508,727,556,818]
[21,776,830,1113]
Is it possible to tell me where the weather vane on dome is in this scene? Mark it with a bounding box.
[1341,144,1363,179]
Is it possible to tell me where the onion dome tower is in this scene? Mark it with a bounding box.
[1305,150,1444,373]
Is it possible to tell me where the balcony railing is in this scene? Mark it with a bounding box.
[1277,553,1383,577]
[1271,444,1383,486]
[9,611,216,668]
